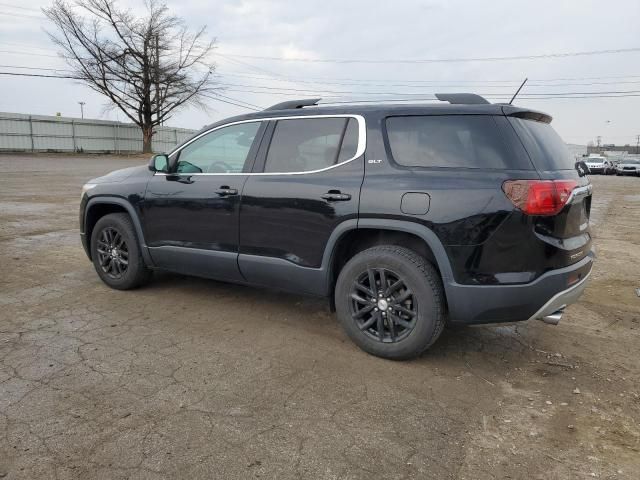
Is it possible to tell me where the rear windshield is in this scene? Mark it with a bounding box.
[508,117,574,171]
[385,115,531,170]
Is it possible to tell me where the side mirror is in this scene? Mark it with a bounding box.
[149,154,169,173]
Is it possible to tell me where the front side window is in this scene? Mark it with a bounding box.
[386,115,530,169]
[264,117,359,173]
[176,122,261,174]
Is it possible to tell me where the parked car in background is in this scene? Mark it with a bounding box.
[585,155,607,174]
[616,158,640,176]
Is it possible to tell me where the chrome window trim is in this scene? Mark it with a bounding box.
[155,114,366,176]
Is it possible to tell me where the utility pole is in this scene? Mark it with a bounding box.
[596,135,602,148]
[155,34,161,126]
[78,101,85,119]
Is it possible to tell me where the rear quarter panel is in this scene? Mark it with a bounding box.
[359,111,541,285]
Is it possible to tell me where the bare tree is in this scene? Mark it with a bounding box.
[44,0,217,152]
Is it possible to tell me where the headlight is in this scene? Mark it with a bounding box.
[81,183,96,199]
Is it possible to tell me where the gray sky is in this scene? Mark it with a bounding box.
[1,0,640,145]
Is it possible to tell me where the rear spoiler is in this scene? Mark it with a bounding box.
[501,105,552,124]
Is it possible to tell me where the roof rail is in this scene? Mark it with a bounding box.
[264,98,321,111]
[435,93,490,105]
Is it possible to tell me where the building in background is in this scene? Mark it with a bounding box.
[588,144,640,155]
[567,143,588,159]
[0,112,195,154]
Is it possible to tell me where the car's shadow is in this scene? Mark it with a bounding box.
[140,270,540,369]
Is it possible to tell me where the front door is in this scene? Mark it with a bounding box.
[239,115,365,295]
[142,121,265,282]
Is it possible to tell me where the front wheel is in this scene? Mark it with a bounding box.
[90,213,152,290]
[335,246,445,360]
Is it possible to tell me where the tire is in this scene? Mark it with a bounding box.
[335,246,445,360]
[90,213,152,290]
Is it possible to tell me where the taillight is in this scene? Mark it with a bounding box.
[502,180,578,216]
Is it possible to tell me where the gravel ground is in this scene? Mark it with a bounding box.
[0,153,639,480]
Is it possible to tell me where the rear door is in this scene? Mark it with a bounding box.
[238,115,365,295]
[507,115,592,266]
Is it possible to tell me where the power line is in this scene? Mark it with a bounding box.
[215,72,640,88]
[2,70,640,109]
[0,10,43,19]
[6,43,639,84]
[0,42,57,52]
[215,53,286,79]
[4,43,640,85]
[214,80,640,96]
[0,2,40,11]
[3,61,637,89]
[0,49,60,58]
[0,71,261,111]
[213,68,640,92]
[206,81,640,98]
[11,61,640,90]
[0,64,71,72]
[218,47,640,64]
[3,71,640,99]
[208,92,263,110]
[0,71,76,79]
[201,93,261,111]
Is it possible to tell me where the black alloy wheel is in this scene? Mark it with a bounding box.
[335,245,445,360]
[96,226,129,279]
[350,267,417,343]
[90,212,151,290]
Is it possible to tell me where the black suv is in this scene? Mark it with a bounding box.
[80,95,594,359]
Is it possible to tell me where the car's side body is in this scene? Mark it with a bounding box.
[80,101,593,327]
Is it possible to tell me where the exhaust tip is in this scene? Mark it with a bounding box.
[540,309,564,325]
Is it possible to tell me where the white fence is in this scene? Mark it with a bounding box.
[0,112,196,153]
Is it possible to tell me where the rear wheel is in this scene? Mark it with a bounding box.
[90,213,151,290]
[335,246,445,360]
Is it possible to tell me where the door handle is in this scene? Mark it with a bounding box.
[214,186,238,196]
[321,191,351,201]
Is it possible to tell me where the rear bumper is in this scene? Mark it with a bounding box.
[445,252,594,324]
[528,268,591,322]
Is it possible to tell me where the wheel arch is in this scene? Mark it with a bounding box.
[324,219,455,309]
[84,197,153,265]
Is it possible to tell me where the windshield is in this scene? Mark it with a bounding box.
[623,159,640,164]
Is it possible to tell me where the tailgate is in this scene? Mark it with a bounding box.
[506,114,593,266]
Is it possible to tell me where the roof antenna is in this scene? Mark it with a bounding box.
[509,78,528,104]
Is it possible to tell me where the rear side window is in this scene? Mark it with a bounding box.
[508,118,574,171]
[385,115,531,169]
[264,117,359,173]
